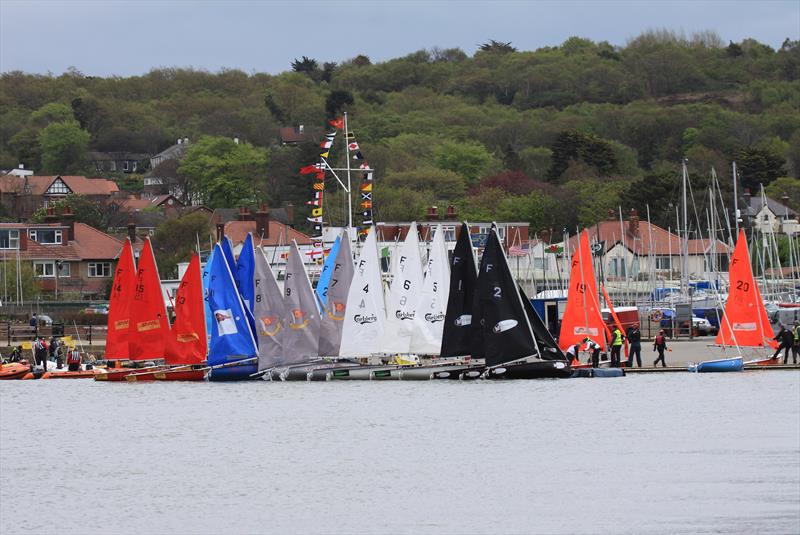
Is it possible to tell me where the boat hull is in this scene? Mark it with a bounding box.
[689,357,744,373]
[43,368,106,379]
[485,360,572,379]
[571,367,625,378]
[208,363,259,381]
[94,366,163,381]
[0,363,32,380]
[153,369,206,381]
[745,356,781,366]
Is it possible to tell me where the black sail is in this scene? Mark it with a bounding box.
[519,285,566,361]
[440,222,481,358]
[475,226,538,366]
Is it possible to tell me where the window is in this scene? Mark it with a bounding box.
[478,225,505,239]
[441,225,456,241]
[29,229,62,245]
[88,262,112,278]
[533,258,546,270]
[123,161,129,171]
[34,261,55,278]
[0,230,19,249]
[57,262,70,277]
[655,256,672,270]
[609,257,626,277]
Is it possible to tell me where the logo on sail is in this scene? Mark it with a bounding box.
[424,313,445,323]
[214,309,238,336]
[454,314,472,327]
[326,301,346,321]
[289,309,309,330]
[395,310,415,320]
[259,315,281,336]
[354,314,377,324]
[573,326,599,336]
[732,322,757,331]
[137,319,161,332]
[114,319,129,330]
[493,319,518,333]
[176,332,200,343]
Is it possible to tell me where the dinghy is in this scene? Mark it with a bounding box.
[0,362,34,380]
[693,229,776,372]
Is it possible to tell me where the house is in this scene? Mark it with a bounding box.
[109,194,184,213]
[742,191,799,235]
[0,164,33,178]
[279,126,315,145]
[0,174,120,221]
[88,151,150,174]
[149,138,190,169]
[0,207,127,298]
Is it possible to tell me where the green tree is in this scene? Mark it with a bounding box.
[548,130,619,180]
[433,139,495,184]
[765,177,800,213]
[736,147,787,190]
[382,167,465,200]
[151,212,212,278]
[29,102,74,127]
[38,120,90,174]
[179,136,268,208]
[31,194,107,230]
[0,260,38,302]
[375,186,432,221]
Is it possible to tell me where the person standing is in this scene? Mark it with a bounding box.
[653,329,668,367]
[29,313,38,336]
[792,320,800,365]
[610,326,624,367]
[773,325,795,364]
[626,323,642,367]
[33,337,48,371]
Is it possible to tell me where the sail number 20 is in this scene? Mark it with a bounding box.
[735,280,750,292]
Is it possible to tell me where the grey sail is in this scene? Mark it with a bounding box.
[319,230,354,356]
[282,240,321,364]
[254,247,284,371]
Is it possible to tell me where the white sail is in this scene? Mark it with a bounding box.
[281,240,320,364]
[254,247,283,371]
[381,221,424,354]
[339,227,386,357]
[410,224,450,355]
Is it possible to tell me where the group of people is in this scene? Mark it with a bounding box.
[565,323,669,368]
[2,336,83,372]
[772,321,800,364]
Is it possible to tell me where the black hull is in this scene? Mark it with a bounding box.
[485,360,571,379]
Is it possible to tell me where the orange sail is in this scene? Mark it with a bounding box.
[559,230,608,350]
[716,229,776,348]
[165,254,207,365]
[105,238,136,360]
[129,238,170,360]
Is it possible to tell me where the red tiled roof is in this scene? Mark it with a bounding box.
[112,194,183,212]
[567,220,730,256]
[0,175,119,196]
[0,222,123,261]
[223,220,312,246]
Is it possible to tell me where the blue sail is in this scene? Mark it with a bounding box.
[201,247,215,347]
[220,235,236,272]
[234,233,258,346]
[206,243,258,367]
[315,235,341,308]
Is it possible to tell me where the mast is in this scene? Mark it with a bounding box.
[732,161,739,238]
[681,159,689,298]
[343,112,353,231]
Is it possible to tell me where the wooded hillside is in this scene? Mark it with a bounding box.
[1,31,798,233]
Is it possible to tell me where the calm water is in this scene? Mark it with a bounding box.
[1,372,799,535]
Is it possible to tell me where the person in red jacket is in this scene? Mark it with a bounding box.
[66,348,81,372]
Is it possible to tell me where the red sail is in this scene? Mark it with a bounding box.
[165,254,207,365]
[129,238,170,360]
[716,230,776,348]
[559,230,608,351]
[105,239,136,360]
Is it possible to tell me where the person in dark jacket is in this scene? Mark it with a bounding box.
[626,323,642,367]
[773,325,795,364]
[653,330,668,367]
[792,320,800,364]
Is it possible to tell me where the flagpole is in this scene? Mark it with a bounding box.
[344,112,353,231]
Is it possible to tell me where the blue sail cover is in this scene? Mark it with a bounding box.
[206,243,258,366]
[315,235,341,308]
[201,247,215,347]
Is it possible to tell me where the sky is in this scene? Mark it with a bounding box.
[1,0,798,77]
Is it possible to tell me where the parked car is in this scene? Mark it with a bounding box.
[84,304,109,315]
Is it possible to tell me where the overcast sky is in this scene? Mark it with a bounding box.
[1,0,798,77]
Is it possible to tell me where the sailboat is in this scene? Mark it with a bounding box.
[205,242,259,381]
[128,238,172,361]
[254,245,284,373]
[410,223,450,355]
[558,230,611,367]
[279,241,321,366]
[690,229,776,372]
[475,225,571,379]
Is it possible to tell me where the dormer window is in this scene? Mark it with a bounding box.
[29,229,62,245]
[0,230,19,249]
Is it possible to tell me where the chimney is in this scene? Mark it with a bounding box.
[215,217,225,242]
[298,125,304,134]
[256,204,270,239]
[285,202,295,227]
[18,164,23,169]
[628,208,640,236]
[238,206,250,221]
[426,206,438,221]
[233,135,240,145]
[743,188,751,207]
[127,218,136,244]
[446,205,457,220]
[19,230,28,251]
[607,209,616,221]
[177,138,182,145]
[183,137,189,145]
[44,207,58,223]
[61,206,75,244]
